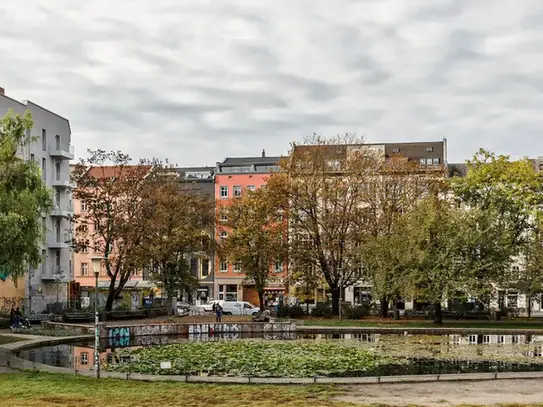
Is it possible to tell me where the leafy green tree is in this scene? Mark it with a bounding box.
[0,110,52,281]
[137,166,215,314]
[218,186,287,310]
[451,150,543,303]
[361,156,444,317]
[401,194,465,324]
[510,226,543,317]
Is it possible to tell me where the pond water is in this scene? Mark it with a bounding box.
[17,332,543,377]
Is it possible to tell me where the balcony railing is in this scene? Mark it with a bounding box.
[51,203,74,217]
[41,265,70,282]
[49,145,75,160]
[51,176,75,188]
[47,233,71,249]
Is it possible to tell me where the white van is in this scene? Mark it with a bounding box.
[221,301,260,316]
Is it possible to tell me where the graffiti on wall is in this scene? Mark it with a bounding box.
[108,327,130,348]
[0,297,24,311]
[188,324,241,336]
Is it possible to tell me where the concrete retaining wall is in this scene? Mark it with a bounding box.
[42,321,296,339]
[298,326,543,335]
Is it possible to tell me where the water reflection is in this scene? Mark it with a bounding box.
[17,333,543,375]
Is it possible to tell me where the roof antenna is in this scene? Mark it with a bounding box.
[262,149,266,158]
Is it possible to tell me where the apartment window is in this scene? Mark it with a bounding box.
[247,185,255,192]
[94,244,100,253]
[274,261,282,273]
[132,269,139,277]
[497,335,505,344]
[55,250,61,267]
[30,153,35,162]
[220,212,228,222]
[425,158,433,166]
[80,352,88,365]
[234,262,242,273]
[391,148,400,153]
[42,129,46,151]
[55,162,61,180]
[507,293,518,308]
[219,260,228,273]
[81,201,88,212]
[201,258,209,277]
[469,335,477,344]
[220,186,228,199]
[433,158,440,165]
[81,245,88,254]
[81,262,88,276]
[419,158,426,166]
[219,231,227,240]
[233,186,242,197]
[425,147,433,152]
[483,335,491,345]
[41,158,46,180]
[55,135,60,150]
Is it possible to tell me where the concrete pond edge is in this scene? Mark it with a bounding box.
[3,332,543,385]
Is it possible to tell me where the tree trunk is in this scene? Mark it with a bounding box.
[258,289,265,310]
[105,290,115,312]
[380,297,389,318]
[331,286,340,316]
[434,302,443,325]
[527,296,532,318]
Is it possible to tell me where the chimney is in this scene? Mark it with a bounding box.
[262,149,266,158]
[0,87,4,95]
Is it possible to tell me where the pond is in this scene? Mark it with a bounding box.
[17,332,543,378]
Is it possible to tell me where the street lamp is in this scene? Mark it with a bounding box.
[90,256,104,379]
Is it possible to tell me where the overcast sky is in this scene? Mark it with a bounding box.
[1,0,542,165]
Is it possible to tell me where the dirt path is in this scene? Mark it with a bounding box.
[335,379,543,406]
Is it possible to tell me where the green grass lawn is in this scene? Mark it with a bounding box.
[0,335,26,345]
[1,372,542,407]
[0,372,346,407]
[302,319,543,329]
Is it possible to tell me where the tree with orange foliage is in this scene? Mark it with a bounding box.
[71,150,151,312]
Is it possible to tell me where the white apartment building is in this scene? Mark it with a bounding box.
[0,87,74,312]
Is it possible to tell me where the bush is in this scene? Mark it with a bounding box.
[311,303,333,318]
[342,303,369,320]
[276,305,306,319]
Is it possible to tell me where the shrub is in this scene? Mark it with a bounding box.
[311,303,333,318]
[342,303,369,320]
[276,305,306,318]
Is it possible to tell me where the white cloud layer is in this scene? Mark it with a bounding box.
[1,0,542,164]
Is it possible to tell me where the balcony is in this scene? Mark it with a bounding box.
[51,176,75,188]
[49,145,75,160]
[41,265,70,282]
[48,234,71,249]
[51,203,74,218]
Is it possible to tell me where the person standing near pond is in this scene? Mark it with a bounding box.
[215,303,223,323]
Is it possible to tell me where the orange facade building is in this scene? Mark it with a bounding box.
[213,152,287,307]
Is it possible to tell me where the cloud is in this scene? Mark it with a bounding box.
[1,0,543,165]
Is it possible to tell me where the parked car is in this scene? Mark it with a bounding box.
[176,302,191,316]
[202,300,222,312]
[221,301,260,316]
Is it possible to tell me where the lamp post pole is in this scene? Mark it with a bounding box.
[94,269,100,379]
[91,256,104,380]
